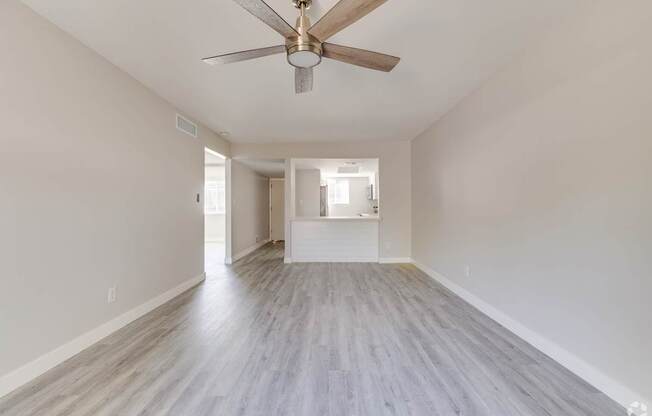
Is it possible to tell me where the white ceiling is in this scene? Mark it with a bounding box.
[22,0,587,143]
[295,158,377,177]
[237,159,286,178]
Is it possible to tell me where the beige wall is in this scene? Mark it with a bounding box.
[295,169,321,217]
[0,0,230,381]
[232,141,411,260]
[231,161,270,255]
[411,0,651,405]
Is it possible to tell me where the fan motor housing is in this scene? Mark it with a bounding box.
[286,14,322,68]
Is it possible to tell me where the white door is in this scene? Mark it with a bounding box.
[270,180,285,241]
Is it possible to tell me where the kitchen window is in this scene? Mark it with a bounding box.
[327,179,349,205]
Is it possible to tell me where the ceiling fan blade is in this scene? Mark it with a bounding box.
[322,43,399,72]
[232,0,298,38]
[202,45,286,65]
[308,0,388,42]
[295,67,313,94]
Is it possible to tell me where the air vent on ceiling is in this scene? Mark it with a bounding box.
[176,114,198,138]
[337,166,360,174]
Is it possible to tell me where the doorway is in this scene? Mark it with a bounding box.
[204,149,227,272]
[270,178,285,242]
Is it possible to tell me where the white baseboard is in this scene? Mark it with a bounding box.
[291,258,379,263]
[232,239,270,262]
[0,273,206,399]
[285,257,409,264]
[410,259,646,410]
[379,257,412,264]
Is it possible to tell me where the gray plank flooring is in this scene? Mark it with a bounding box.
[0,242,624,415]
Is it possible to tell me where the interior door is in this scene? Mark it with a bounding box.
[270,180,285,241]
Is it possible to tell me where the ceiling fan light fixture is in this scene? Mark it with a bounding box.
[287,46,321,68]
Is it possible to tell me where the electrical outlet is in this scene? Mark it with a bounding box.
[107,287,117,304]
[255,235,260,243]
[464,265,471,278]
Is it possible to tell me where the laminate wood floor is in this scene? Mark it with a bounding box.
[0,242,624,415]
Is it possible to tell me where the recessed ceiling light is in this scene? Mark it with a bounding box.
[219,131,230,137]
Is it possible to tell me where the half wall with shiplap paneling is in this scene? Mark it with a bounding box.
[291,218,379,262]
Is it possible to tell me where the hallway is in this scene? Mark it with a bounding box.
[204,241,226,276]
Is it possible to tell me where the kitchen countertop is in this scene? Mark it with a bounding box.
[292,216,380,222]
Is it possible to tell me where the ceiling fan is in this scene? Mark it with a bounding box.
[203,0,400,94]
